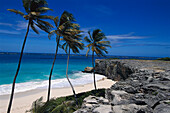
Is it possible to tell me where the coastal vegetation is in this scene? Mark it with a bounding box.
[157,57,170,61]
[84,29,111,90]
[4,0,170,113]
[47,11,77,102]
[61,20,84,104]
[6,0,111,112]
[27,89,105,113]
[7,0,53,112]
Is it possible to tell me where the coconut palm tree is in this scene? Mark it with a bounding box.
[47,11,76,102]
[61,26,84,105]
[84,29,111,90]
[7,0,53,112]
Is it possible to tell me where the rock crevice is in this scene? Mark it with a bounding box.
[75,60,170,113]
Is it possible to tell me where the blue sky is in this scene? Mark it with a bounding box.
[0,0,170,57]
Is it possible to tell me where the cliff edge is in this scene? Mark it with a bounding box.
[75,59,170,113]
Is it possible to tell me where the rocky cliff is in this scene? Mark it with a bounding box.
[75,59,170,113]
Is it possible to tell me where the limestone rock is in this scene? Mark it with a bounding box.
[82,67,93,73]
[77,59,170,113]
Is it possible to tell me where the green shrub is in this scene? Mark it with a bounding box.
[27,89,105,113]
[157,57,170,61]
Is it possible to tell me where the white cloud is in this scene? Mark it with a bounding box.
[0,21,28,35]
[0,22,13,27]
[106,32,146,40]
[0,30,20,35]
[0,21,28,31]
[81,27,96,33]
[15,21,28,30]
[81,27,96,36]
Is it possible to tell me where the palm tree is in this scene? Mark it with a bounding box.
[84,29,111,90]
[47,11,76,102]
[61,25,84,105]
[7,0,53,112]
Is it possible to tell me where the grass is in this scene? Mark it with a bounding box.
[157,57,170,61]
[26,89,105,113]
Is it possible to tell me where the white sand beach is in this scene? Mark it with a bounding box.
[0,78,115,113]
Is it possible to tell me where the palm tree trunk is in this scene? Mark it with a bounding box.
[7,20,30,113]
[66,47,78,105]
[47,37,60,102]
[92,51,97,90]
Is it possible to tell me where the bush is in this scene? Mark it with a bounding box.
[157,57,170,61]
[27,89,105,113]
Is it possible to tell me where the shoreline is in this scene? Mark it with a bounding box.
[0,77,116,113]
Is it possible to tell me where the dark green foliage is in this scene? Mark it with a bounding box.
[8,0,54,34]
[27,89,105,113]
[157,57,170,61]
[152,91,158,96]
[84,29,111,90]
[107,58,120,60]
[85,29,111,57]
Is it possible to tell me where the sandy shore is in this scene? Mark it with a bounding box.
[0,78,115,113]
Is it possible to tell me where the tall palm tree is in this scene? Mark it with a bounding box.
[84,29,111,90]
[61,25,84,105]
[47,11,76,102]
[7,0,53,112]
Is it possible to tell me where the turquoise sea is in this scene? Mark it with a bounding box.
[0,53,158,95]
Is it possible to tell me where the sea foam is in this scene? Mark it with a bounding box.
[0,72,105,95]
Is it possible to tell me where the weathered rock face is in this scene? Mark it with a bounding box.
[74,95,112,113]
[82,67,93,73]
[95,59,134,80]
[75,60,170,113]
[95,59,170,81]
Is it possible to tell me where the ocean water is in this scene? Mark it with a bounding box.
[0,53,158,95]
[0,53,106,95]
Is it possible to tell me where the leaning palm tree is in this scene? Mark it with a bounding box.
[84,29,111,90]
[61,27,84,105]
[7,0,53,112]
[47,11,76,102]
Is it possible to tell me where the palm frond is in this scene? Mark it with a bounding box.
[84,29,111,57]
[35,22,49,33]
[30,22,39,34]
[29,0,47,12]
[92,29,101,39]
[59,11,75,26]
[96,46,106,50]
[71,45,79,53]
[48,30,56,39]
[94,47,105,57]
[22,0,30,13]
[84,36,91,43]
[97,41,110,45]
[88,31,93,41]
[86,43,93,48]
[38,15,54,20]
[7,9,24,16]
[37,7,53,13]
[54,16,59,27]
[37,19,54,28]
